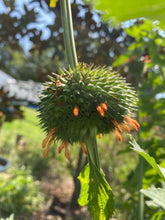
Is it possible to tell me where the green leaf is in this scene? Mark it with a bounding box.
[86,0,165,29]
[89,162,114,220]
[141,188,165,209]
[151,211,165,220]
[129,135,165,181]
[0,214,15,220]
[112,54,128,67]
[78,164,90,206]
[78,163,114,220]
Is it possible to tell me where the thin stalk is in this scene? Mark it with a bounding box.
[60,0,78,70]
[160,66,165,82]
[60,0,100,171]
[137,109,144,220]
[85,127,100,171]
[135,74,144,220]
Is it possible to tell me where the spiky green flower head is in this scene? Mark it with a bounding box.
[38,63,139,158]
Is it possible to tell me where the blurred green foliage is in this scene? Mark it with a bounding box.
[0,214,15,220]
[111,19,165,219]
[0,168,44,218]
[85,0,165,29]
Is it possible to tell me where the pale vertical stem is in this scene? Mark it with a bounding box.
[60,0,78,70]
[136,74,144,220]
[137,108,144,220]
[85,127,100,171]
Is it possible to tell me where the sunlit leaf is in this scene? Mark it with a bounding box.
[141,188,165,209]
[151,211,165,220]
[129,135,165,181]
[78,163,114,219]
[85,0,165,29]
[78,164,90,206]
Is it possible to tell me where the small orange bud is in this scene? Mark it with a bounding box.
[56,80,61,87]
[99,109,105,117]
[100,103,107,111]
[98,133,102,139]
[73,106,79,117]
[96,105,105,117]
[96,105,102,112]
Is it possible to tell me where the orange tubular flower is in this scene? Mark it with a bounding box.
[58,141,65,154]
[122,122,130,133]
[44,135,56,157]
[96,105,105,117]
[111,119,122,133]
[112,117,140,142]
[58,141,70,160]
[42,127,57,149]
[114,130,122,142]
[124,116,140,131]
[64,141,70,160]
[42,127,57,157]
[73,106,79,117]
[131,118,140,128]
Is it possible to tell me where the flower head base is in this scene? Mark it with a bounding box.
[38,63,139,158]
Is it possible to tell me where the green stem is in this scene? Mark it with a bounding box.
[60,0,78,70]
[137,109,144,220]
[85,127,100,171]
[160,66,165,82]
[135,73,144,220]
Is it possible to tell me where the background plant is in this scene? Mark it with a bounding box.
[0,168,44,219]
[111,19,165,219]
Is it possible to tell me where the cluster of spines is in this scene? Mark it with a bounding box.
[38,64,139,159]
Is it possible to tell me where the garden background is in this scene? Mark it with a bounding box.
[0,0,165,219]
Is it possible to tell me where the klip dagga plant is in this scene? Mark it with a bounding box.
[38,0,140,219]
